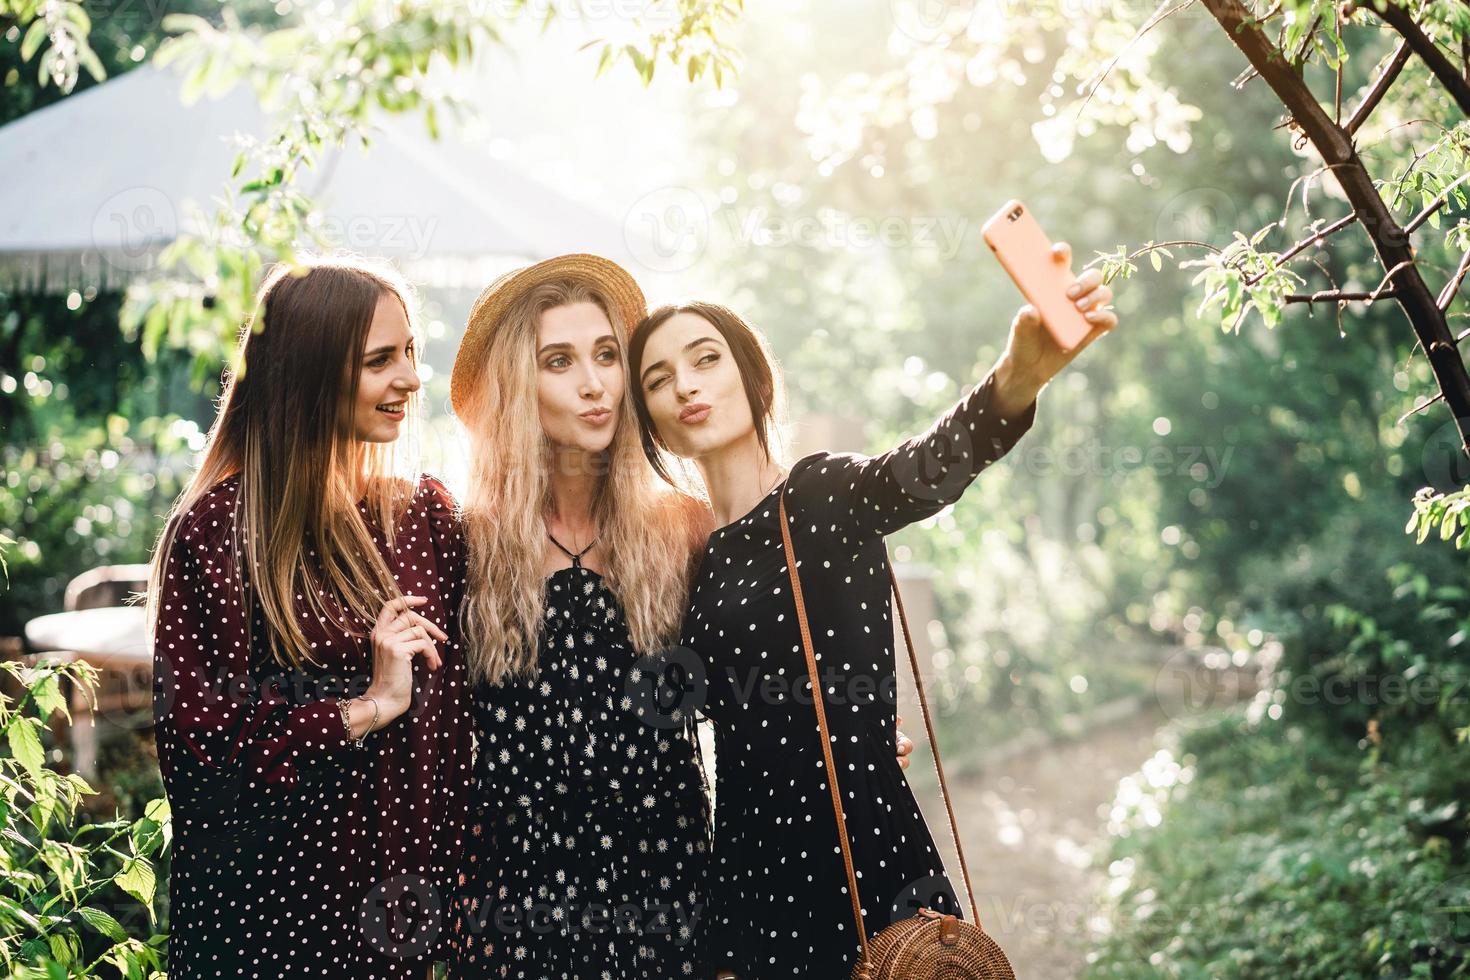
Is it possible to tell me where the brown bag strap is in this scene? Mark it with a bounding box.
[886,553,981,927]
[778,494,871,958]
[777,495,981,952]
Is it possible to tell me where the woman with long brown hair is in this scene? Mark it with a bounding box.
[445,255,714,978]
[147,254,472,978]
[628,241,1117,976]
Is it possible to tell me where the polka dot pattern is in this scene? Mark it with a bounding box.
[685,370,1037,975]
[153,473,473,978]
[448,565,712,978]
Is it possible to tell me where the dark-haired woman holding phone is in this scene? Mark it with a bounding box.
[628,241,1116,976]
[147,256,472,978]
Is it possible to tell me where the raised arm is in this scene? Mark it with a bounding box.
[790,239,1118,544]
[790,357,1040,543]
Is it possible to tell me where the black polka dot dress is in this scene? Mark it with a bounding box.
[448,564,713,979]
[684,368,1037,976]
[153,473,473,978]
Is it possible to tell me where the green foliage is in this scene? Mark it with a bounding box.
[1409,485,1470,550]
[1088,709,1469,979]
[1183,227,1307,333]
[1090,512,1470,977]
[581,0,744,85]
[0,0,104,93]
[0,660,170,977]
[0,289,204,634]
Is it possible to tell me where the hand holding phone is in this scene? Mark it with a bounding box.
[982,199,1095,352]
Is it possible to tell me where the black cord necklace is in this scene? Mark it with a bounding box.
[546,526,599,569]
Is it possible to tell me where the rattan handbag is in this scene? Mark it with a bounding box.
[729,496,1018,979]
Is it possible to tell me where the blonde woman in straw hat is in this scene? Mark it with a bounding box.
[444,255,716,978]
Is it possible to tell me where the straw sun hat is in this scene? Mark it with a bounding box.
[450,253,648,418]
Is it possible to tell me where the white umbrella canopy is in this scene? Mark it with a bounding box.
[0,62,638,293]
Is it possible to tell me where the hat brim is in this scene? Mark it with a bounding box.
[450,253,647,418]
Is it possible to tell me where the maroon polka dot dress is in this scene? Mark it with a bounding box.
[152,472,472,978]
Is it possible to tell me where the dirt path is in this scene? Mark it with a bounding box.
[910,706,1168,979]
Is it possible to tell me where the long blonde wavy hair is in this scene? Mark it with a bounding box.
[145,254,425,670]
[459,278,700,686]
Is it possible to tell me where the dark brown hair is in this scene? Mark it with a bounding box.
[628,301,783,486]
[147,255,423,669]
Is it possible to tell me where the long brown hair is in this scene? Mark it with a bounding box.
[628,300,787,485]
[145,254,425,670]
[458,278,699,686]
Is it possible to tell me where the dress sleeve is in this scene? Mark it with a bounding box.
[152,507,355,840]
[788,363,1038,544]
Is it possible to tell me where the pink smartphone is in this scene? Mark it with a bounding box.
[981,198,1092,351]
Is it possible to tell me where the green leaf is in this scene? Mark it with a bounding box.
[7,718,44,776]
[0,896,43,931]
[76,906,128,942]
[63,2,92,34]
[77,43,105,83]
[595,44,615,79]
[626,44,648,79]
[20,19,48,63]
[160,12,213,33]
[47,933,74,966]
[143,797,172,852]
[31,675,66,720]
[115,858,156,915]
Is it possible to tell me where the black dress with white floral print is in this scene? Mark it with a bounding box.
[449,565,712,979]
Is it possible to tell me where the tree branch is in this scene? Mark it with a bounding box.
[1285,289,1401,303]
[1370,0,1470,116]
[1439,247,1470,312]
[1204,0,1470,456]
[1398,392,1444,425]
[1345,37,1412,136]
[1405,170,1470,235]
[1245,210,1360,287]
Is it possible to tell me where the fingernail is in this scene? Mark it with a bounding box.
[1066,283,1081,298]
